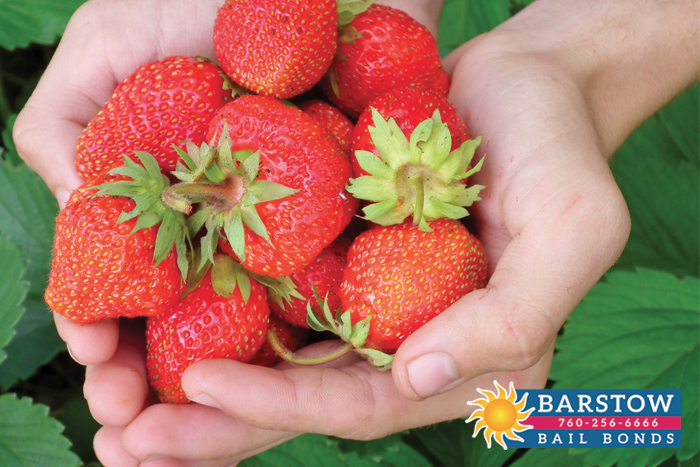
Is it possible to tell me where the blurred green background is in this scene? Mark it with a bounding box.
[0,0,697,466]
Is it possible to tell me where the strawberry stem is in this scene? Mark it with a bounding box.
[411,173,425,228]
[266,328,354,366]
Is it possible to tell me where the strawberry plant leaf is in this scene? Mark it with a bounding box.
[55,394,101,464]
[437,1,510,56]
[0,159,64,387]
[654,85,699,166]
[550,269,699,466]
[241,433,431,467]
[0,394,81,467]
[407,419,517,467]
[0,236,27,366]
[612,86,699,278]
[0,0,87,50]
[0,115,22,166]
[509,445,586,467]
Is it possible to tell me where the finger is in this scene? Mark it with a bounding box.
[94,426,140,467]
[13,0,222,199]
[54,313,119,365]
[84,319,150,427]
[13,2,120,194]
[180,344,552,441]
[121,403,295,464]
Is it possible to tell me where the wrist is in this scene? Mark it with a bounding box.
[489,0,699,155]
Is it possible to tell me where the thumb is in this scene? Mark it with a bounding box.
[391,186,630,400]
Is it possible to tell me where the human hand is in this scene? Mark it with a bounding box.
[11,0,223,447]
[114,0,700,464]
[14,0,698,464]
[105,3,635,467]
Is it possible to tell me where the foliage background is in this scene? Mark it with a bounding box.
[0,0,697,466]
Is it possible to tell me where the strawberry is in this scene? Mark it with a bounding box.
[213,0,338,99]
[45,153,189,323]
[165,95,354,278]
[345,91,484,231]
[146,259,270,404]
[299,99,355,154]
[321,4,450,117]
[268,238,350,328]
[249,315,308,367]
[309,218,487,368]
[351,86,471,177]
[75,56,236,180]
[298,99,359,238]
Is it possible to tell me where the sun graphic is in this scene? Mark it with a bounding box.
[466,380,534,449]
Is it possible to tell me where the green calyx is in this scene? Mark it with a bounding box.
[346,108,485,232]
[306,291,394,370]
[262,288,394,369]
[262,275,305,311]
[336,0,374,27]
[91,152,190,280]
[163,128,299,270]
[183,249,274,303]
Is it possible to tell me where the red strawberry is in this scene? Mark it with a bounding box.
[146,264,270,404]
[45,154,189,323]
[351,86,471,177]
[213,0,338,99]
[321,4,449,117]
[269,239,350,328]
[299,99,355,154]
[332,219,487,360]
[249,315,308,367]
[75,56,235,180]
[298,99,359,237]
[166,95,353,278]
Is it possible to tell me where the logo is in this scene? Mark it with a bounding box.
[468,381,682,449]
[466,381,534,449]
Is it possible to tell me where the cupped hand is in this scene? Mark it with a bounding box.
[12,0,222,379]
[20,0,697,464]
[108,9,635,467]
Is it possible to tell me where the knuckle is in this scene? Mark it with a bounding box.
[498,309,556,371]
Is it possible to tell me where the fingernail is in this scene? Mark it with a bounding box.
[65,343,86,366]
[188,393,221,409]
[54,187,71,210]
[406,352,461,398]
[143,455,167,463]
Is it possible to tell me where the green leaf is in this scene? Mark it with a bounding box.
[437,0,510,56]
[0,297,64,388]
[551,269,699,466]
[0,0,88,50]
[654,85,699,166]
[0,236,27,366]
[0,394,81,467]
[0,160,64,387]
[612,85,699,278]
[0,160,57,288]
[241,433,432,467]
[1,115,22,166]
[408,420,517,467]
[55,394,101,464]
[509,446,586,467]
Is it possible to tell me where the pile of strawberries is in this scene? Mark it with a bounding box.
[45,0,488,404]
